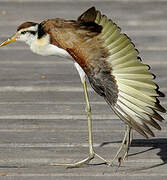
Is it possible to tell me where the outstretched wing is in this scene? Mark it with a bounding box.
[91,7,166,137]
[41,7,166,138]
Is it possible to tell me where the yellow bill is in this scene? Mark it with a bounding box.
[0,35,17,47]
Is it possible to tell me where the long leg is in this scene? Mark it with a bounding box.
[51,80,109,168]
[83,80,94,157]
[51,80,93,167]
[109,125,133,166]
[118,126,133,166]
[82,81,109,164]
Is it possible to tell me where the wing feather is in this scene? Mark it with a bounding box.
[94,7,166,137]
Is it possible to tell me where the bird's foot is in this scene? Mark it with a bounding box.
[51,156,94,168]
[118,151,128,167]
[107,126,133,167]
[107,150,128,167]
[51,152,109,168]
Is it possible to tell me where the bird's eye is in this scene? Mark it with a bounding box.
[21,31,26,35]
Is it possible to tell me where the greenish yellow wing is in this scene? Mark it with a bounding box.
[94,8,166,138]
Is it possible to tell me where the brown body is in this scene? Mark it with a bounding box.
[39,16,118,104]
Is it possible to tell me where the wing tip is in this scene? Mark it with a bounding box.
[77,6,97,22]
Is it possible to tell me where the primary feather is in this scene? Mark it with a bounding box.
[91,7,166,137]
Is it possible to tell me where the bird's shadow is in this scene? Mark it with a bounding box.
[100,138,167,170]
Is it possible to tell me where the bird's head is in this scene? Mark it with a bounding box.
[0,22,38,47]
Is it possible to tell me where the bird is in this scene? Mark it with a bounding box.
[0,7,166,168]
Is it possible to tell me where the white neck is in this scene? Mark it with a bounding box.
[29,34,71,58]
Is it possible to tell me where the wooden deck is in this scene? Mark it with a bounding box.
[0,0,166,179]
